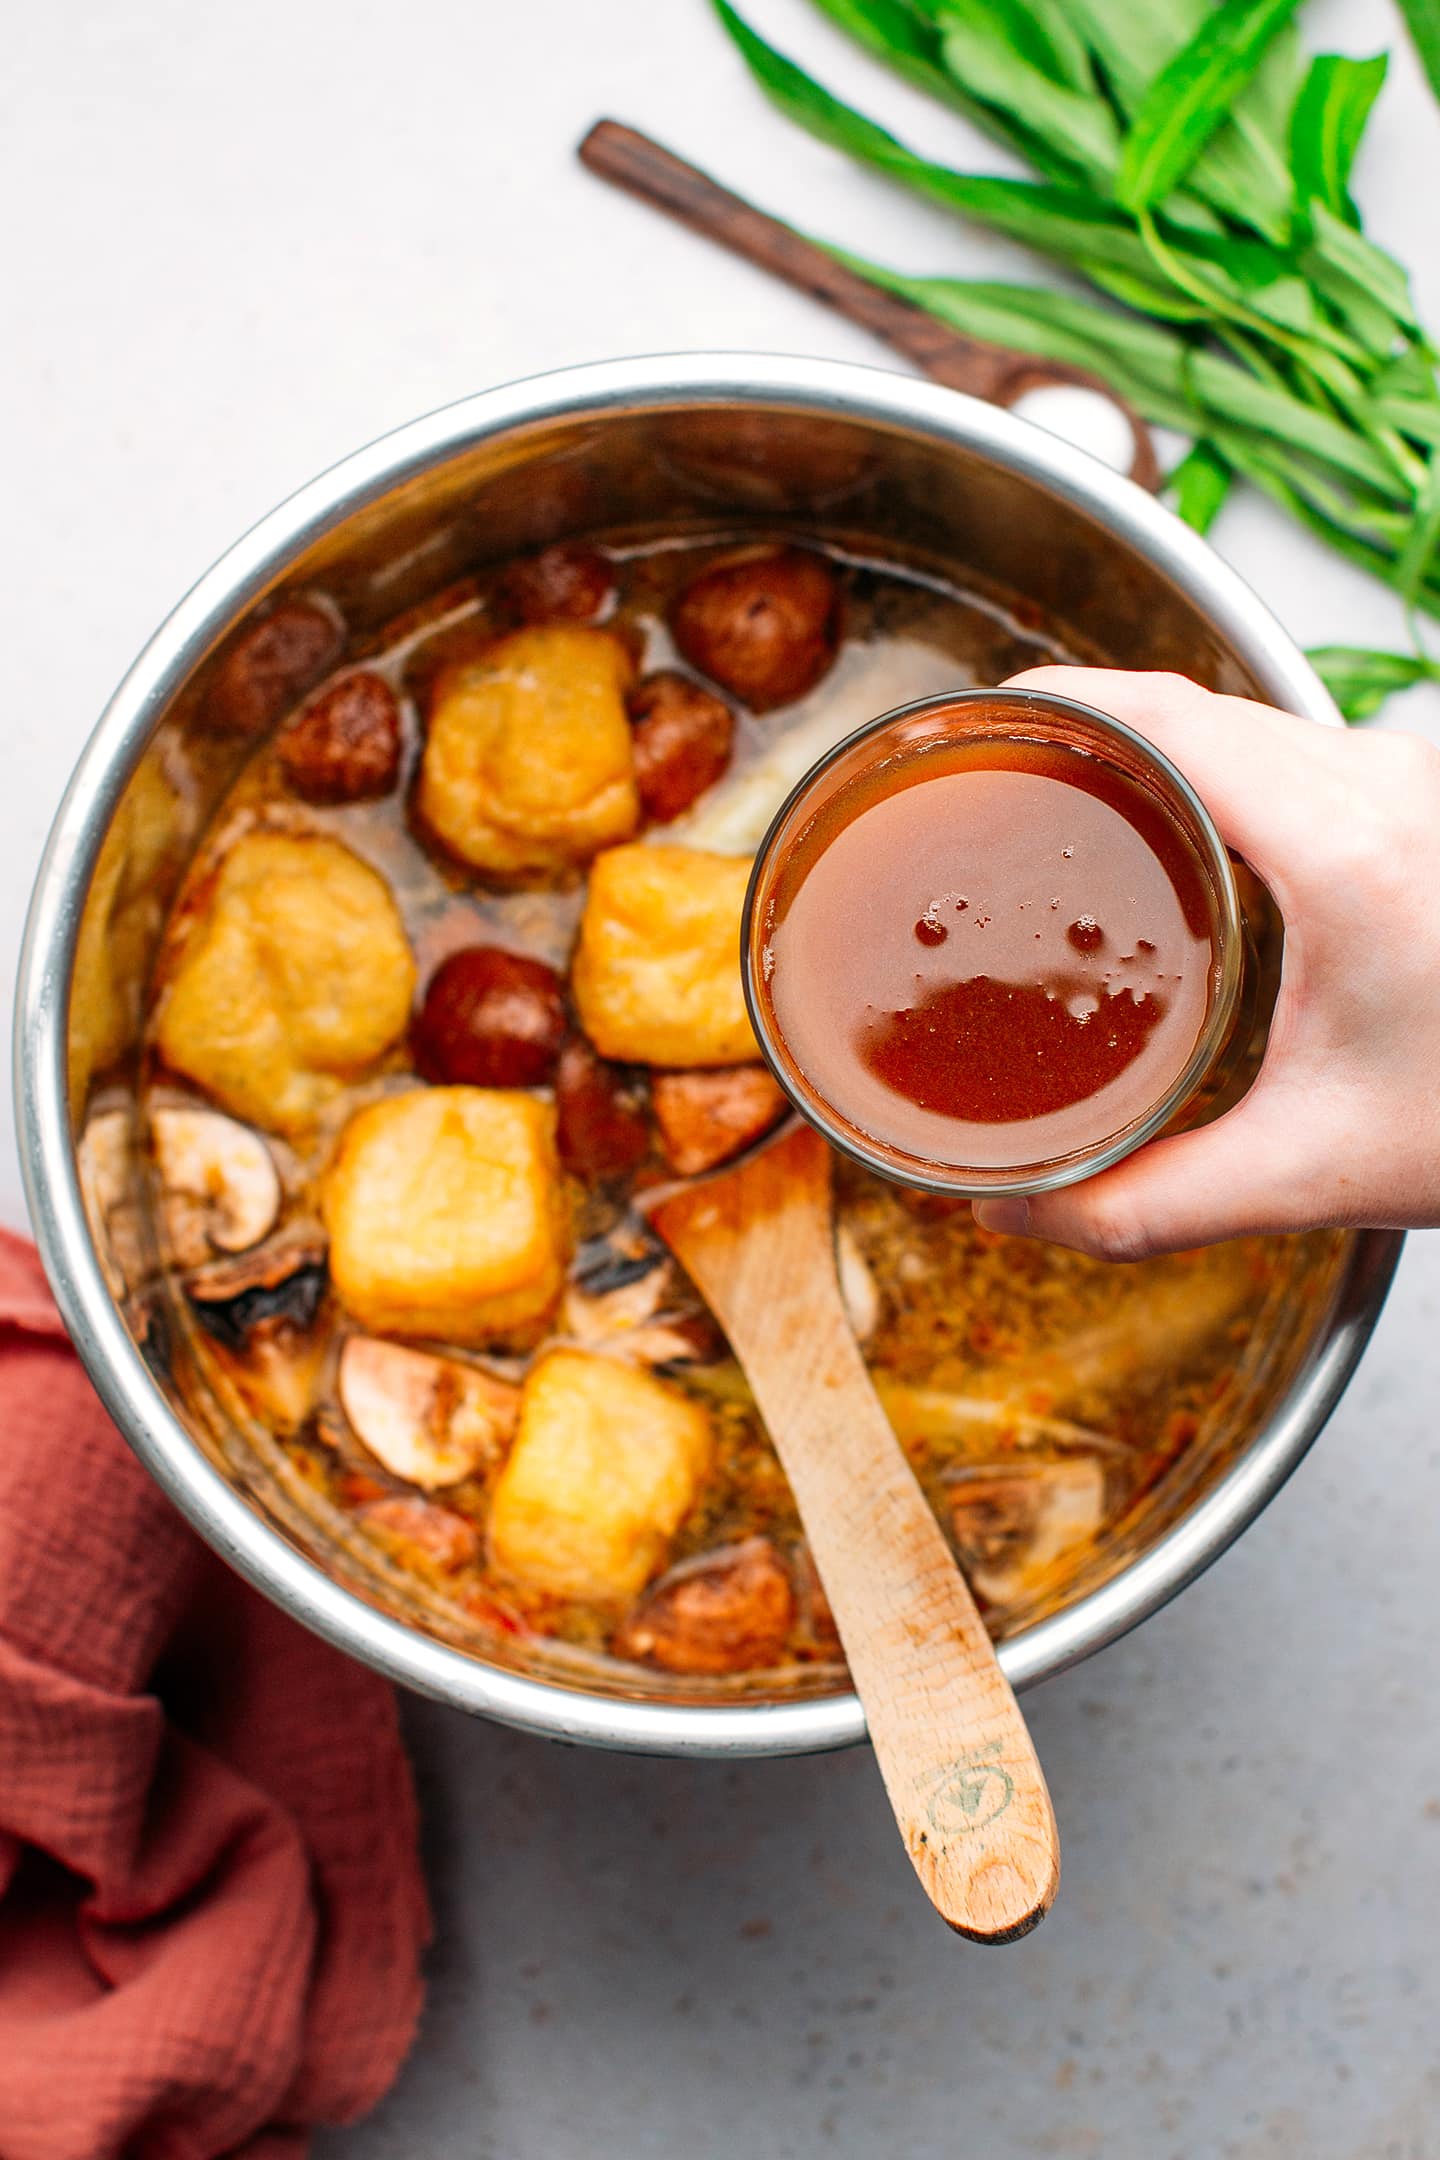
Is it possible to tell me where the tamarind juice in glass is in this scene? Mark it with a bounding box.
[743,689,1243,1198]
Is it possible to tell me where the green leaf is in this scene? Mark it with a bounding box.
[721,0,1354,359]
[1303,248,1413,361]
[1169,441,1233,533]
[1289,53,1387,224]
[1063,0,1299,239]
[1397,0,1440,107]
[1116,0,1304,213]
[1133,202,1370,368]
[844,256,1414,498]
[803,0,1086,179]
[1185,349,1409,496]
[1374,397,1440,449]
[1083,261,1214,323]
[1305,203,1420,338]
[715,0,925,165]
[714,7,1209,288]
[1397,453,1440,608]
[1306,645,1440,720]
[716,0,1440,634]
[930,15,1120,187]
[913,0,1095,91]
[1204,20,1307,238]
[1225,440,1440,621]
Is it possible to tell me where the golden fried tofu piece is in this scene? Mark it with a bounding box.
[570,844,756,1067]
[323,1088,570,1344]
[417,625,639,878]
[156,833,414,1133]
[488,1349,712,1602]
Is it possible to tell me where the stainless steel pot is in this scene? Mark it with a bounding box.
[14,353,1401,1756]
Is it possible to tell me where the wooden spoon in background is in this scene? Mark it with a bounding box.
[651,1123,1060,1943]
[579,120,1160,491]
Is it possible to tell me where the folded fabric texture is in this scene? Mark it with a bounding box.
[0,1230,430,2160]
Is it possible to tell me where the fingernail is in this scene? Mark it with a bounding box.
[973,1197,1031,1236]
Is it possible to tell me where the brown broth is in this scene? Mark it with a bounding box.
[761,736,1218,1170]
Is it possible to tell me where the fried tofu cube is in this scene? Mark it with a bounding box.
[571,844,757,1067]
[156,833,414,1134]
[417,625,640,878]
[488,1349,713,1602]
[323,1088,570,1344]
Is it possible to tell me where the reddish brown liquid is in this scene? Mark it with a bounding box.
[760,737,1219,1172]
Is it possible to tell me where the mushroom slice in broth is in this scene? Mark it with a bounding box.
[947,1458,1108,1610]
[185,1229,329,1432]
[338,1336,520,1490]
[152,1105,282,1269]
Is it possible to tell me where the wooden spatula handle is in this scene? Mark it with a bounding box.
[654,1128,1059,1941]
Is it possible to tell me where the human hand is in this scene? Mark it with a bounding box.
[971,666,1440,1259]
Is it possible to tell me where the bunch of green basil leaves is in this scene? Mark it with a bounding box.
[712,0,1440,718]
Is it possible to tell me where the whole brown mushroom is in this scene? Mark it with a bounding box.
[277,671,402,804]
[553,1036,650,1182]
[205,599,343,738]
[628,670,735,823]
[501,542,617,625]
[412,947,567,1089]
[669,547,840,712]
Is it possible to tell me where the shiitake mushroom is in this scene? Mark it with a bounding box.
[669,547,840,712]
[185,1233,328,1354]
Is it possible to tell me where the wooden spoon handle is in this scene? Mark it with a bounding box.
[654,1131,1059,1941]
[580,119,1013,396]
[578,119,1158,489]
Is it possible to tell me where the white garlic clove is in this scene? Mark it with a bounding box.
[836,1223,880,1346]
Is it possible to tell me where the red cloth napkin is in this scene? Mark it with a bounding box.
[0,1230,429,2160]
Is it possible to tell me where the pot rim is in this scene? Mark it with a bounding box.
[13,351,1403,1756]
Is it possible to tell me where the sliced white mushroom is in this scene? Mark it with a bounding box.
[78,1107,145,1298]
[338,1336,520,1490]
[835,1224,880,1346]
[947,1457,1108,1608]
[562,1260,672,1346]
[560,1256,719,1369]
[596,1320,719,1368]
[152,1105,281,1268]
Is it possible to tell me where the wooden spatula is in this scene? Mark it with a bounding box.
[579,119,1159,490]
[650,1122,1060,1941]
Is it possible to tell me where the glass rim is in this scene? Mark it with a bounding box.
[741,684,1245,1200]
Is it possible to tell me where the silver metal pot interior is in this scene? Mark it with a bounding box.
[16,356,1401,1755]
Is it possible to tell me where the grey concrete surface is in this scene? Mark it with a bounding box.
[7,2,1440,2154]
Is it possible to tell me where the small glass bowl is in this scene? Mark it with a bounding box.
[741,686,1244,1200]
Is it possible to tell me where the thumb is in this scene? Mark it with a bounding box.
[972,1087,1338,1260]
